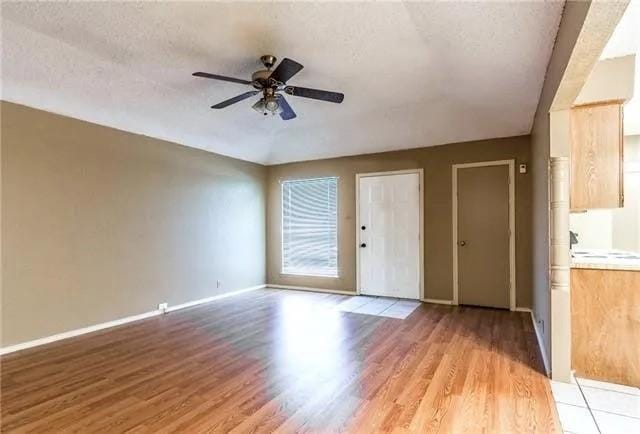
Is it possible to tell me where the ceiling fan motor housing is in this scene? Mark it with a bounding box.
[251,69,272,89]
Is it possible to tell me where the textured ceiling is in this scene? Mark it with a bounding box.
[1,2,563,165]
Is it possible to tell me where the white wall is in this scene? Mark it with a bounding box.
[574,55,635,105]
[612,135,640,251]
[570,135,640,253]
[570,211,614,249]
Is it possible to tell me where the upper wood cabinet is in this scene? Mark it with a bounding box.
[570,101,624,211]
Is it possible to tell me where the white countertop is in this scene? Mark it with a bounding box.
[571,249,640,271]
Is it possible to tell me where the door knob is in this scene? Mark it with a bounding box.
[360,243,367,248]
[459,240,466,247]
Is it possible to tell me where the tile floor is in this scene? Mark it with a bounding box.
[552,376,640,434]
[335,295,421,319]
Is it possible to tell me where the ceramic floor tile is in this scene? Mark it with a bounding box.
[336,296,374,311]
[577,377,640,396]
[592,410,640,434]
[551,381,587,407]
[380,305,418,317]
[381,308,415,317]
[393,300,421,308]
[384,302,416,311]
[352,299,396,315]
[581,386,640,418]
[377,310,409,319]
[351,305,387,315]
[338,296,420,319]
[555,403,599,434]
[368,298,398,307]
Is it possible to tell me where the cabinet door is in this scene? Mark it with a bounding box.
[570,102,623,211]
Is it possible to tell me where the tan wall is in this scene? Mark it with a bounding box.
[530,0,591,364]
[267,136,533,307]
[1,102,267,347]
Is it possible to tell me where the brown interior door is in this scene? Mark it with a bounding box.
[457,164,510,309]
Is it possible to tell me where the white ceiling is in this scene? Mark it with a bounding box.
[1,2,563,165]
[601,0,638,60]
[601,0,639,135]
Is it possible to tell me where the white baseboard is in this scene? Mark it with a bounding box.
[166,284,265,312]
[0,284,265,356]
[530,311,551,376]
[514,307,549,375]
[0,310,161,356]
[421,298,454,305]
[266,284,357,296]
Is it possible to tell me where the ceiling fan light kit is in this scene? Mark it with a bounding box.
[193,55,344,121]
[252,92,279,116]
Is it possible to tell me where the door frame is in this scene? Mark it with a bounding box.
[355,169,424,299]
[452,160,516,311]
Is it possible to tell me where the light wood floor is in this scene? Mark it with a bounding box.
[1,289,560,433]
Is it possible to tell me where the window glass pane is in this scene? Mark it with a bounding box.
[282,177,338,277]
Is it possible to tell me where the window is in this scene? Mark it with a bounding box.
[282,177,338,277]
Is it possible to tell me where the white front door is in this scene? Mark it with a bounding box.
[358,172,420,299]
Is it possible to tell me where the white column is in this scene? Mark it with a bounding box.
[550,156,572,382]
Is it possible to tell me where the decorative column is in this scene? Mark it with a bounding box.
[550,156,572,382]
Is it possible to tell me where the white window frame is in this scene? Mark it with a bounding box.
[280,176,339,278]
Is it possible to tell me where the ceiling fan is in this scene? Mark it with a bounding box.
[193,55,344,120]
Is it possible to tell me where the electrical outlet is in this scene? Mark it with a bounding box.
[158,302,168,313]
[216,280,222,289]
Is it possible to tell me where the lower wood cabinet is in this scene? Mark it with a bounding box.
[571,268,640,387]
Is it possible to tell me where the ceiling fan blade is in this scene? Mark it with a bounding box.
[277,95,297,120]
[284,86,344,103]
[269,58,304,84]
[211,91,259,109]
[193,72,252,85]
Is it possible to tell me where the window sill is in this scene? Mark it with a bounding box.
[280,272,340,279]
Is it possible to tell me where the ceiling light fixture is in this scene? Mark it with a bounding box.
[265,96,280,113]
[252,99,266,115]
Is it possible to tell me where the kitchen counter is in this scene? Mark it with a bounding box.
[571,249,640,271]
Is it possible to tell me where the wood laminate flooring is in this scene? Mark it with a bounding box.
[0,289,560,433]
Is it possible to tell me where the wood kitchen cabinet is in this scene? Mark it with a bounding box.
[570,101,624,211]
[571,268,640,387]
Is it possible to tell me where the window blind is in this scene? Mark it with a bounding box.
[282,177,338,277]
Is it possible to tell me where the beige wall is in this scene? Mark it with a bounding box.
[267,136,533,307]
[1,102,267,347]
[530,0,627,376]
[530,0,591,369]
